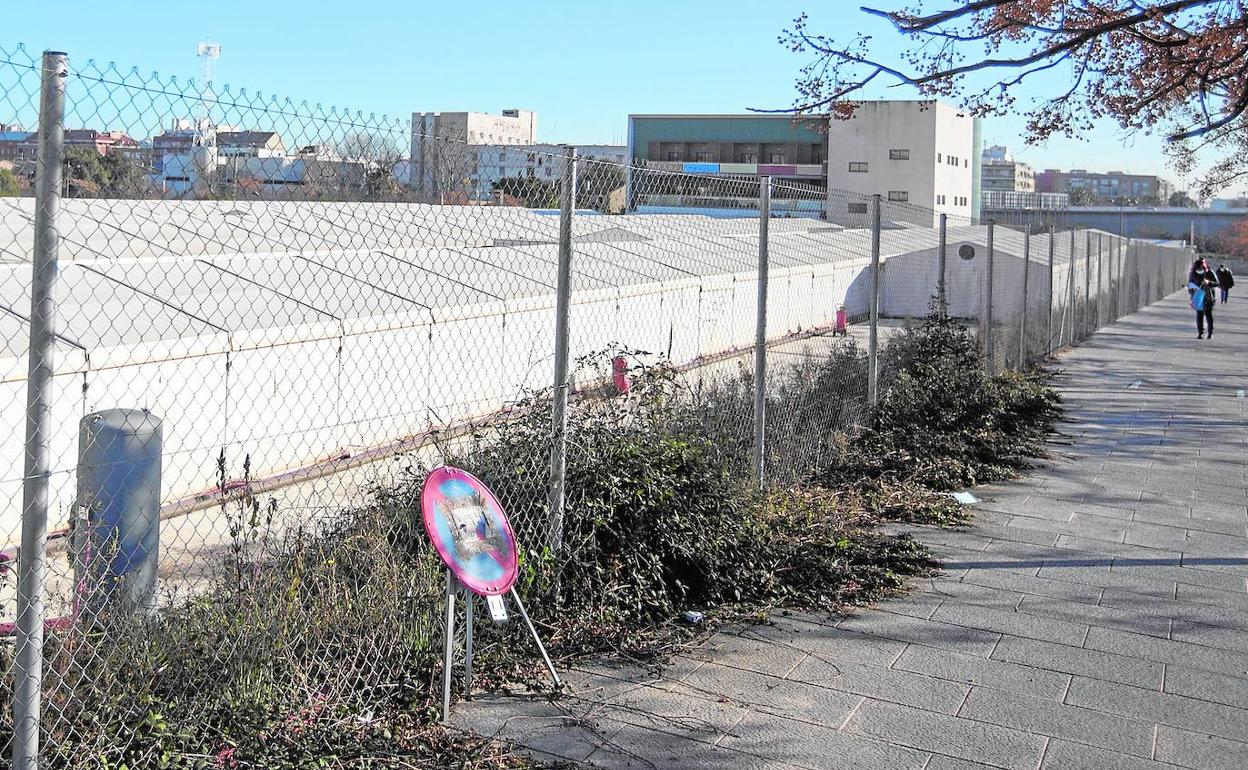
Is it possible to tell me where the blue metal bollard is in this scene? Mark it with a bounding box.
[75,408,162,620]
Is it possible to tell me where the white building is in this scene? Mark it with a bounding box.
[158,152,365,199]
[410,109,538,201]
[981,145,1036,194]
[468,143,627,201]
[824,101,978,222]
[627,103,979,224]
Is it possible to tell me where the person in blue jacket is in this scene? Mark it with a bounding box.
[1188,259,1217,339]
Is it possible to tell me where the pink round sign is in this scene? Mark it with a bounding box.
[421,466,519,596]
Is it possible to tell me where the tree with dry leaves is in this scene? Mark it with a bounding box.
[1218,216,1248,256]
[776,1,1248,196]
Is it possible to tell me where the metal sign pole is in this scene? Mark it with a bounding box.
[463,586,474,697]
[510,587,562,689]
[441,572,457,721]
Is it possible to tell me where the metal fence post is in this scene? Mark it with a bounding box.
[752,177,771,486]
[548,146,576,557]
[1083,230,1092,339]
[1118,232,1128,319]
[937,213,948,312]
[1062,228,1074,348]
[13,50,68,770]
[1096,233,1104,331]
[1020,228,1030,368]
[985,220,995,372]
[1046,226,1055,354]
[867,194,881,407]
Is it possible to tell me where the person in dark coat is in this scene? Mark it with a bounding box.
[1188,261,1218,338]
[1215,263,1235,303]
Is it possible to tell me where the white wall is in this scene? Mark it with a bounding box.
[0,256,869,544]
[469,144,626,200]
[824,101,975,221]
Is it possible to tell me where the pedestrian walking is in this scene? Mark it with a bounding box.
[1215,263,1235,303]
[1188,259,1217,338]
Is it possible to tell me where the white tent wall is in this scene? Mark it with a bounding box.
[1,213,1193,547]
[0,367,88,548]
[0,253,871,543]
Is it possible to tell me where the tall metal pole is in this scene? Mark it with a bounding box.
[548,146,576,556]
[937,213,948,312]
[1096,233,1104,331]
[752,177,771,486]
[867,194,882,406]
[13,50,68,770]
[985,221,996,372]
[1046,226,1055,354]
[1020,228,1031,368]
[1083,230,1092,339]
[1066,228,1076,347]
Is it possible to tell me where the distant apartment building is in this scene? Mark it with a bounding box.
[216,131,286,158]
[1036,168,1174,203]
[410,109,537,200]
[5,129,140,163]
[980,146,1035,193]
[152,119,244,171]
[160,151,364,199]
[0,129,32,162]
[468,143,626,200]
[1209,197,1248,211]
[627,101,980,222]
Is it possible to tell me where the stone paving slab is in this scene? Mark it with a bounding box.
[454,292,1248,768]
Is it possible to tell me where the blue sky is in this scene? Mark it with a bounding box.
[2,0,1207,189]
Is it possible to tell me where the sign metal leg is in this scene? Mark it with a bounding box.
[463,586,474,698]
[441,571,456,722]
[509,586,561,689]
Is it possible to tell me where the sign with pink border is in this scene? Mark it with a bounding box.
[421,466,519,596]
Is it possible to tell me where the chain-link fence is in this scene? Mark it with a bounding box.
[0,46,1193,766]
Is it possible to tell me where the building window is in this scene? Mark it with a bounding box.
[769,152,786,163]
[888,190,909,202]
[848,202,869,214]
[694,151,712,162]
[937,153,942,163]
[889,149,910,160]
[848,161,868,173]
[812,145,824,164]
[740,152,756,163]
[666,151,680,161]
[964,159,969,168]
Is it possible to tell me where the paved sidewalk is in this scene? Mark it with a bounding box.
[456,292,1248,769]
